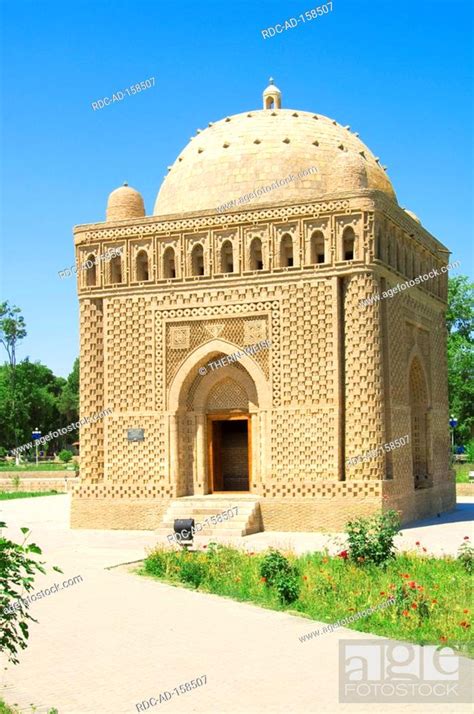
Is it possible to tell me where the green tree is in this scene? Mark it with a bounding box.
[447,276,474,444]
[0,302,26,369]
[0,361,63,452]
[57,358,79,424]
[447,275,474,339]
[0,303,27,458]
[0,522,62,664]
[58,449,73,463]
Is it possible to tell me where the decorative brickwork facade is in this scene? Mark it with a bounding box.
[71,82,455,531]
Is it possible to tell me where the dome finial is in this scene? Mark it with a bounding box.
[269,76,274,85]
[263,78,281,110]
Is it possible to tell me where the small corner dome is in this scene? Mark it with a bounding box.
[404,208,421,224]
[106,183,145,222]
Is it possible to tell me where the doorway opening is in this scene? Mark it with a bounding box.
[208,415,250,492]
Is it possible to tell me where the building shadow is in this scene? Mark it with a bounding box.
[402,500,474,530]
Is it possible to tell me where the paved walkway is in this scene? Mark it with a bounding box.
[0,496,472,714]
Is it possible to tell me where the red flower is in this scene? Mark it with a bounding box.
[402,610,409,616]
[440,636,448,643]
[415,541,420,546]
[338,550,349,560]
[380,591,386,596]
[422,547,427,553]
[202,545,207,549]
[303,576,308,581]
[459,621,471,629]
[411,603,418,610]
[260,577,267,583]
[463,609,469,614]
[408,581,417,589]
[417,585,424,591]
[464,536,470,540]
[348,607,355,611]
[322,557,328,564]
[432,599,438,604]
[400,573,410,579]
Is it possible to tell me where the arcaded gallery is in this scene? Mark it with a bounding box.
[71,82,455,533]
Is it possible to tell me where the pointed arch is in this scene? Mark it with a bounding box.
[85,254,97,286]
[249,238,263,270]
[408,353,431,489]
[310,230,325,264]
[280,233,294,267]
[220,240,234,273]
[110,255,122,284]
[191,244,205,276]
[136,250,149,281]
[163,246,176,278]
[343,227,355,260]
[168,338,271,412]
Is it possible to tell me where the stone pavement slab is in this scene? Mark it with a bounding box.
[0,495,472,714]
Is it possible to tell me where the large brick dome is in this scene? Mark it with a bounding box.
[154,88,396,216]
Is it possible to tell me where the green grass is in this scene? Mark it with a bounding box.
[0,463,71,471]
[141,544,473,656]
[0,700,57,714]
[454,462,473,483]
[0,490,61,500]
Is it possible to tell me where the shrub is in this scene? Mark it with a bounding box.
[346,510,401,566]
[0,447,7,460]
[260,549,291,585]
[58,449,73,463]
[10,474,20,490]
[274,571,300,605]
[457,538,474,574]
[0,522,61,664]
[260,549,300,604]
[144,550,167,577]
[178,554,205,588]
[464,440,474,463]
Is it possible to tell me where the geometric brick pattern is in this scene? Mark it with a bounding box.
[344,273,385,481]
[105,297,154,412]
[79,299,104,483]
[206,378,248,411]
[164,313,272,385]
[73,185,455,529]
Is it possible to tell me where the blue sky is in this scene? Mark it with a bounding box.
[1,0,472,377]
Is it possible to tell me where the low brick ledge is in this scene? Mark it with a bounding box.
[0,476,77,493]
[456,483,474,496]
[0,470,73,478]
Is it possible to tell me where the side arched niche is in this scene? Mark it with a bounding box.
[408,354,432,489]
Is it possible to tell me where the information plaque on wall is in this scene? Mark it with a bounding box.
[127,428,144,442]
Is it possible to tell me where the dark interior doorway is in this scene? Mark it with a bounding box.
[209,417,250,492]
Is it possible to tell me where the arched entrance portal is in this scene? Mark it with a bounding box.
[408,356,431,489]
[167,340,271,497]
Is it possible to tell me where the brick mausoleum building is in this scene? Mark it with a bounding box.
[71,81,455,533]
